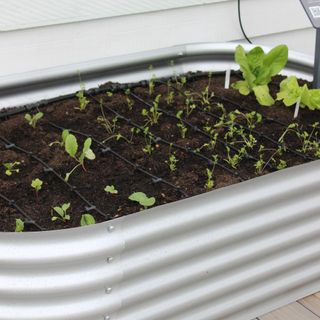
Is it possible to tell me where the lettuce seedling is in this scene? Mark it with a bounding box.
[24,112,43,129]
[51,203,71,222]
[15,219,24,232]
[104,185,118,194]
[3,161,20,176]
[49,129,69,147]
[129,192,156,209]
[276,76,320,110]
[75,85,90,111]
[80,213,96,226]
[64,133,96,181]
[31,178,43,201]
[232,45,288,106]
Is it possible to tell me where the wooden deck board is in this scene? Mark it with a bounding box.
[259,302,320,320]
[299,295,320,317]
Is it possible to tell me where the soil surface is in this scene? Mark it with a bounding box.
[0,72,319,232]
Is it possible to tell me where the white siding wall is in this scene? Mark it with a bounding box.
[0,0,315,77]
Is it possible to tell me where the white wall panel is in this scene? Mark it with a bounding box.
[0,0,315,77]
[0,0,226,31]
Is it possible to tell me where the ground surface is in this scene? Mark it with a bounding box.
[256,292,320,320]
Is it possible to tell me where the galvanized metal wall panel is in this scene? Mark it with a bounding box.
[0,160,320,320]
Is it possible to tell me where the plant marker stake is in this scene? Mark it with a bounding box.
[299,0,320,88]
[294,96,301,119]
[225,69,231,89]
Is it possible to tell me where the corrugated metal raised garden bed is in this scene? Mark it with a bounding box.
[0,43,320,320]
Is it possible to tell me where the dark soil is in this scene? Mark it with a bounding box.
[0,72,319,232]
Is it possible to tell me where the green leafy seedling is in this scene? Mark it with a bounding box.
[128,192,156,209]
[15,219,24,232]
[75,84,90,111]
[49,129,69,147]
[104,185,118,194]
[64,133,96,181]
[31,178,43,201]
[277,76,320,110]
[51,203,71,223]
[4,161,20,176]
[232,45,288,106]
[24,112,43,129]
[80,213,96,226]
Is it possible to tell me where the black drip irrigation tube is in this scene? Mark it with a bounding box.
[47,121,189,198]
[156,78,314,163]
[87,93,244,182]
[0,135,110,230]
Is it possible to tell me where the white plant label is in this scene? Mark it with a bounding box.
[225,69,231,89]
[294,96,301,119]
[300,0,320,28]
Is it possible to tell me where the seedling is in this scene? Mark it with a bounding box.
[166,91,175,105]
[128,192,156,209]
[205,168,215,189]
[75,84,90,111]
[142,127,154,155]
[232,45,288,106]
[64,133,96,181]
[277,76,320,110]
[125,89,134,110]
[149,74,156,96]
[176,111,188,138]
[49,129,70,147]
[184,91,197,117]
[104,185,118,195]
[51,203,71,223]
[166,150,179,172]
[24,112,43,129]
[80,213,96,226]
[3,161,20,176]
[31,178,43,201]
[296,122,320,157]
[256,145,287,173]
[225,146,246,169]
[15,219,24,232]
[142,94,162,125]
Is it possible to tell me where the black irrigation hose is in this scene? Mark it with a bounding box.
[159,79,313,163]
[0,136,110,222]
[130,91,261,164]
[0,192,43,231]
[87,93,244,182]
[47,121,190,198]
[238,0,252,44]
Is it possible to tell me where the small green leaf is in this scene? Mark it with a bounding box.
[128,192,156,208]
[232,80,250,96]
[31,178,43,191]
[85,149,96,160]
[80,214,96,226]
[104,185,118,194]
[62,203,71,211]
[53,207,64,218]
[65,134,78,158]
[252,85,275,106]
[15,219,24,232]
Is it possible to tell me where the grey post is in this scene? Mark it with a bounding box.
[299,0,320,88]
[314,28,320,88]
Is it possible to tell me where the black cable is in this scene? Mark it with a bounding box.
[238,0,252,44]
